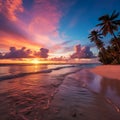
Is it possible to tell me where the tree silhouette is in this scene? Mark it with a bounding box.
[97,11,120,50]
[88,11,120,64]
[88,30,104,49]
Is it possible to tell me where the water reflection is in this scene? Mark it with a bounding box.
[69,69,120,107]
[0,66,10,76]
[0,64,72,77]
[100,77,120,97]
[85,71,120,107]
[0,64,76,120]
[0,64,48,77]
[0,65,120,119]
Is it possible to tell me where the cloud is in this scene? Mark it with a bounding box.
[0,47,32,59]
[0,46,49,59]
[28,0,62,36]
[0,14,28,40]
[51,40,72,50]
[50,56,67,61]
[34,48,49,58]
[0,0,24,21]
[39,48,49,58]
[0,6,43,51]
[0,0,75,57]
[0,1,43,51]
[0,34,42,52]
[71,44,94,59]
[26,0,76,48]
[0,0,61,52]
[0,52,3,58]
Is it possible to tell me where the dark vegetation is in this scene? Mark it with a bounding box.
[88,11,120,64]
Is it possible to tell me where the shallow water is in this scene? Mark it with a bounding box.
[0,64,120,120]
[68,69,120,113]
[0,64,69,77]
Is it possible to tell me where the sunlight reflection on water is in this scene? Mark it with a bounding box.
[0,64,120,120]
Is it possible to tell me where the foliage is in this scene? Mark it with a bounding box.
[88,11,120,64]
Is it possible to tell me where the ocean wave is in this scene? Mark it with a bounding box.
[0,65,75,81]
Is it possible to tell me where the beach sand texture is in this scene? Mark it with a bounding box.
[90,65,120,80]
[0,64,120,120]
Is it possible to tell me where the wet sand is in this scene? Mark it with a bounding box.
[90,65,120,80]
[0,66,120,120]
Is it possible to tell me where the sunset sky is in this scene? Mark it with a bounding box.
[0,0,120,60]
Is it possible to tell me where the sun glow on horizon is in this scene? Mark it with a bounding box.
[31,59,41,64]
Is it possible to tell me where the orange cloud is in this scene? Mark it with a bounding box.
[0,0,24,21]
[5,0,63,50]
[0,35,42,52]
[0,0,72,58]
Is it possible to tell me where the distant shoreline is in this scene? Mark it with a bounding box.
[0,63,101,66]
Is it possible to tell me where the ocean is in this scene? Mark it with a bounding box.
[0,63,120,120]
[0,63,98,81]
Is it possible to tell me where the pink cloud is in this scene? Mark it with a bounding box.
[0,0,75,58]
[0,0,24,21]
[0,0,2,12]
[71,44,94,58]
[28,0,62,37]
[20,0,64,48]
[0,33,42,52]
[0,0,63,54]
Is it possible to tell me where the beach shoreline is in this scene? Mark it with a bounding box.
[0,64,120,119]
[90,65,120,80]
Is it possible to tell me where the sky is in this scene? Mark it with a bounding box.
[0,0,120,60]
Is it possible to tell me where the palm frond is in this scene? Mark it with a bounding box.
[111,10,119,20]
[102,27,108,36]
[113,20,120,25]
[111,25,118,31]
[96,23,104,26]
[98,15,109,21]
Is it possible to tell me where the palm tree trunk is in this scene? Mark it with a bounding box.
[100,47,107,64]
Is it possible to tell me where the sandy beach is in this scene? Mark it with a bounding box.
[90,65,120,80]
[1,0,120,119]
[0,64,120,120]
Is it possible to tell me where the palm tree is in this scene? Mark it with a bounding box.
[88,30,104,49]
[88,30,109,64]
[110,38,120,47]
[109,32,120,63]
[117,32,120,38]
[97,11,120,49]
